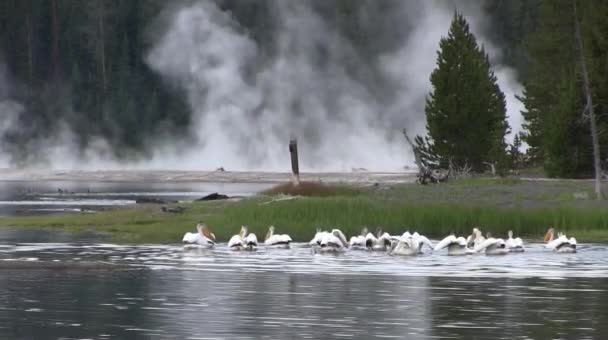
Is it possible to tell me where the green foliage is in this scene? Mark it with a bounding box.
[3,178,608,243]
[421,13,509,173]
[482,0,540,80]
[520,0,608,178]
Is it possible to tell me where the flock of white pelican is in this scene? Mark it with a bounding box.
[182,224,578,255]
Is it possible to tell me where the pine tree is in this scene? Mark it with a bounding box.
[418,12,509,172]
[520,0,608,178]
[509,133,523,169]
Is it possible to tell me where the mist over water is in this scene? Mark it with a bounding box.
[0,0,525,172]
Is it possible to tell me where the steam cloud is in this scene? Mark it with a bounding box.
[146,0,525,171]
[0,0,525,172]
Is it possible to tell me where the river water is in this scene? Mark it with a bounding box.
[0,181,272,216]
[1,230,606,340]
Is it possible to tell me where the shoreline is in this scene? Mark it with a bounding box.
[1,177,607,244]
[0,169,418,184]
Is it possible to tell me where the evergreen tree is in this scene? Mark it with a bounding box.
[520,0,608,178]
[418,13,509,172]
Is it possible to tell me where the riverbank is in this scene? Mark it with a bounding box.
[0,168,417,184]
[0,178,608,243]
[1,177,607,243]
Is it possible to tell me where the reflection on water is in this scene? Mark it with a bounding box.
[0,181,272,216]
[1,236,608,339]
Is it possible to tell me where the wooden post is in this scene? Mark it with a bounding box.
[289,139,300,186]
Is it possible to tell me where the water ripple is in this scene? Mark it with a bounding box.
[1,241,607,279]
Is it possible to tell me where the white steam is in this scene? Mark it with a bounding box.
[147,1,411,171]
[146,0,525,171]
[0,0,526,171]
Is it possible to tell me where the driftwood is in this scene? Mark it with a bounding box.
[483,162,496,177]
[402,129,450,184]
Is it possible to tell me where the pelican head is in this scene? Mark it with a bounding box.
[375,227,383,238]
[266,225,275,241]
[197,223,216,240]
[486,232,492,239]
[239,225,248,238]
[332,229,349,248]
[508,230,513,239]
[361,227,369,236]
[544,228,555,242]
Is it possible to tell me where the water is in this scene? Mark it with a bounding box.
[1,231,607,339]
[0,181,272,216]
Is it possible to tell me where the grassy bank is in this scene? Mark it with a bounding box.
[2,178,608,243]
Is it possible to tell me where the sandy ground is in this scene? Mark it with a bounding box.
[0,168,419,184]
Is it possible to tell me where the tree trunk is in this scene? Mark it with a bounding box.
[98,0,106,92]
[26,3,33,90]
[573,0,603,199]
[50,0,60,78]
[289,139,300,186]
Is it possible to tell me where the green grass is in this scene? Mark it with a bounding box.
[2,178,608,243]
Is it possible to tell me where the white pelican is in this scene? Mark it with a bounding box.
[466,228,486,249]
[365,229,392,251]
[434,234,473,256]
[244,228,258,251]
[264,226,292,248]
[389,237,418,256]
[411,232,433,253]
[544,228,577,253]
[309,228,328,247]
[182,223,216,248]
[349,227,368,249]
[389,231,433,256]
[228,226,248,251]
[473,233,508,255]
[318,229,349,253]
[506,230,525,252]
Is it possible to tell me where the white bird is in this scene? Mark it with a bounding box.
[318,229,349,253]
[310,228,328,247]
[264,226,292,248]
[411,232,434,253]
[244,229,258,251]
[473,233,509,255]
[228,226,248,251]
[466,228,486,249]
[544,228,577,253]
[389,238,418,256]
[365,229,392,251]
[349,227,369,249]
[434,234,473,256]
[182,223,216,248]
[506,230,525,252]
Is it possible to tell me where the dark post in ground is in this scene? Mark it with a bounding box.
[289,139,300,186]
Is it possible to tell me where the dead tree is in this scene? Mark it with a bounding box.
[402,129,449,184]
[289,139,300,186]
[573,0,603,199]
